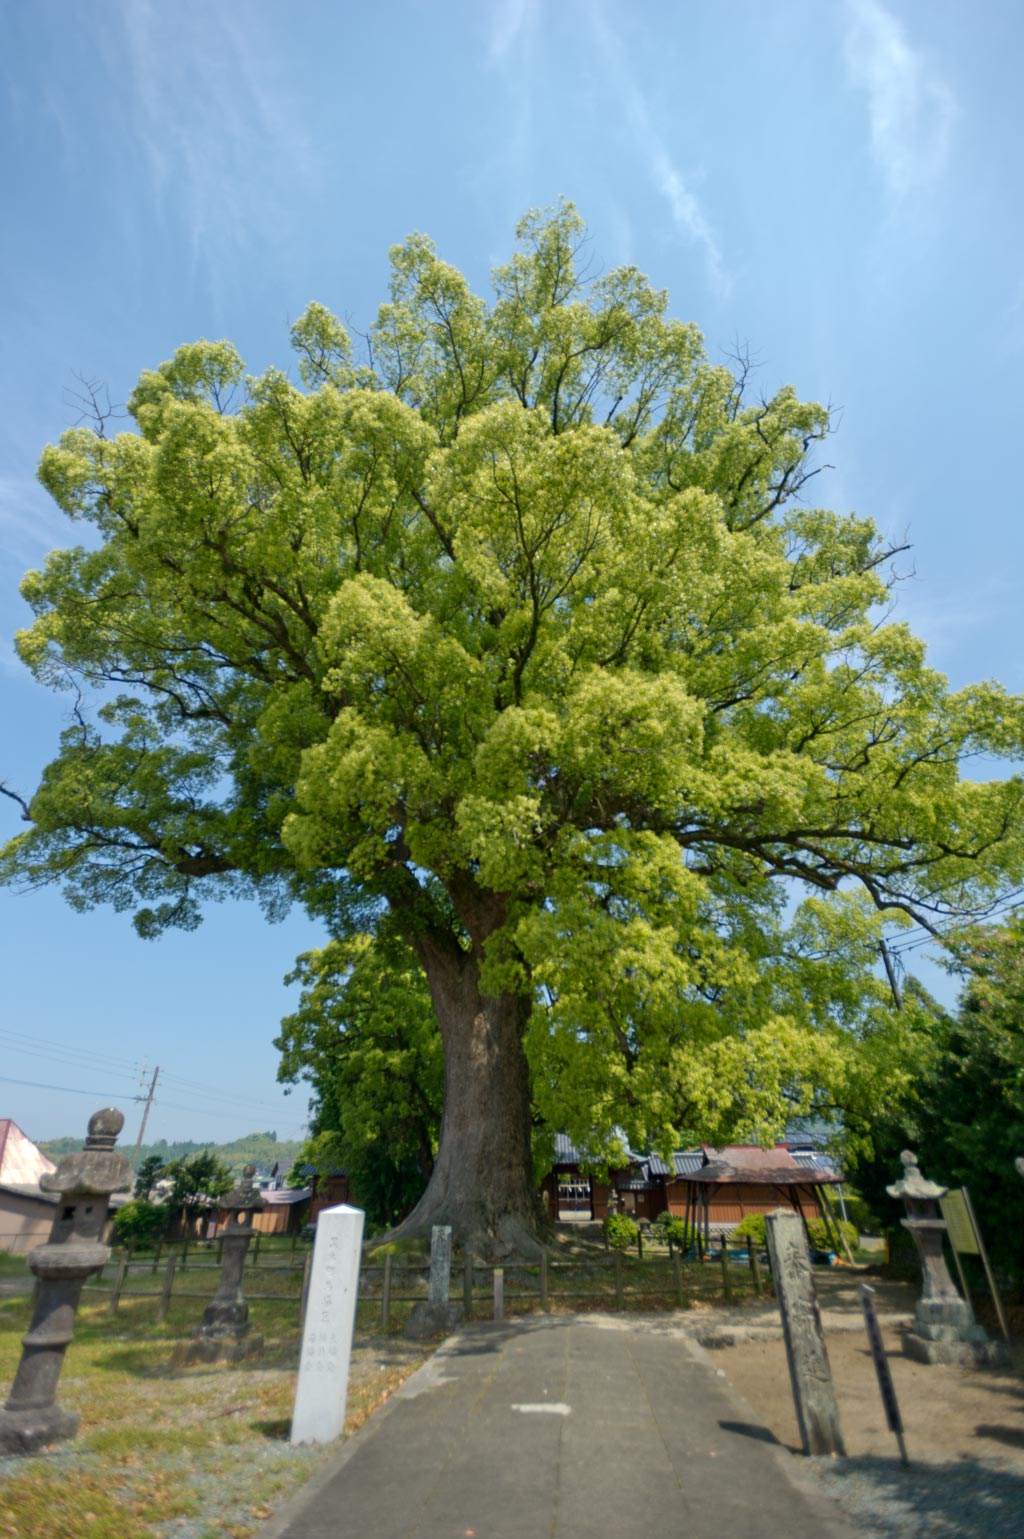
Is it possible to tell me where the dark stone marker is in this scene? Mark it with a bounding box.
[178,1164,264,1364]
[405,1224,463,1339]
[0,1107,130,1455]
[887,1150,1007,1366]
[764,1208,845,1458]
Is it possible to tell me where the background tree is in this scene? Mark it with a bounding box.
[849,919,1024,1280]
[4,202,1024,1255]
[133,1152,166,1200]
[164,1150,233,1224]
[277,931,443,1228]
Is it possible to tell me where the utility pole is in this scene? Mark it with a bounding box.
[130,1065,160,1173]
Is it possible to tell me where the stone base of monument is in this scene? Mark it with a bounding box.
[0,1402,80,1455]
[176,1331,265,1366]
[404,1300,464,1340]
[902,1296,1009,1366]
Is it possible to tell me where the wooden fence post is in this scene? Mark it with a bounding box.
[462,1252,474,1320]
[299,1247,314,1334]
[157,1253,177,1323]
[152,1240,163,1274]
[380,1252,392,1332]
[252,1231,262,1265]
[108,1249,130,1315]
[747,1235,762,1299]
[540,1251,549,1310]
[720,1233,732,1304]
[181,1236,189,1270]
[672,1247,684,1307]
[613,1251,624,1307]
[493,1267,505,1321]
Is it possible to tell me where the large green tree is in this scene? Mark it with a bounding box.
[5,204,1024,1254]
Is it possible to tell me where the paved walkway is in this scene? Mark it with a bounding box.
[265,1316,858,1539]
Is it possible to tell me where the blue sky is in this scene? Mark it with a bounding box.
[1,0,1021,1147]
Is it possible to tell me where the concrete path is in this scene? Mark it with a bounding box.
[266,1316,858,1539]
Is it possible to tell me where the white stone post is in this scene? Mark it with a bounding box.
[290,1204,365,1446]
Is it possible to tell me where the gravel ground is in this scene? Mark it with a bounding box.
[807,1454,1024,1539]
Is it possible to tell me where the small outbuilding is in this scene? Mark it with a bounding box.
[0,1120,60,1254]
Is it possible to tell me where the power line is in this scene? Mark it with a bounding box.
[0,1026,143,1073]
[0,1073,142,1101]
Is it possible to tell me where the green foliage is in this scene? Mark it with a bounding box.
[651,1211,691,1246]
[806,1216,858,1253]
[730,1214,767,1247]
[112,1199,170,1250]
[604,1212,639,1250]
[133,1154,165,1200]
[164,1151,233,1218]
[276,931,443,1227]
[849,917,1024,1279]
[8,201,1024,1186]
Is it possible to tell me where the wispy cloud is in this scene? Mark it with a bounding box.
[0,477,73,570]
[585,7,730,301]
[488,0,540,65]
[844,0,956,204]
[104,2,320,292]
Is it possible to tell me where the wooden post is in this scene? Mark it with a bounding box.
[217,1235,224,1264]
[252,1231,262,1265]
[493,1267,504,1322]
[108,1250,129,1315]
[765,1209,845,1458]
[299,1246,314,1334]
[720,1233,732,1304]
[540,1250,549,1310]
[636,1228,643,1260]
[613,1251,624,1307]
[380,1252,392,1332]
[152,1240,163,1274]
[463,1251,474,1320]
[157,1253,177,1323]
[181,1235,189,1270]
[747,1234,762,1299]
[671,1246,683,1307]
[963,1187,1011,1343]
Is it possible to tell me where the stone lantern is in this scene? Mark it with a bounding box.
[887,1149,1005,1365]
[0,1107,129,1454]
[180,1163,264,1363]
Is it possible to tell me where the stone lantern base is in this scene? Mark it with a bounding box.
[176,1331,264,1367]
[902,1296,1009,1367]
[0,1401,80,1456]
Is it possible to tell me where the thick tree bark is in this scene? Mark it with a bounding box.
[383,931,544,1260]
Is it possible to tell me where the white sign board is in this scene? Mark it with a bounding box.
[290,1203,365,1445]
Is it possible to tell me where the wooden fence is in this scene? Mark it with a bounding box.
[77,1230,771,1330]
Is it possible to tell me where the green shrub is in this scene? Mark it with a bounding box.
[651,1212,691,1246]
[604,1212,639,1250]
[731,1214,767,1247]
[807,1216,858,1253]
[112,1199,170,1250]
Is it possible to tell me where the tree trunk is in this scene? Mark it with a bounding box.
[383,938,543,1260]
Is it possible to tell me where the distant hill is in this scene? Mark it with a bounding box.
[40,1129,305,1178]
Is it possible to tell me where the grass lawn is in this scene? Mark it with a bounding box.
[0,1256,428,1539]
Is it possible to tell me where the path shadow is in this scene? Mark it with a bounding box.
[718,1418,781,1445]
[815,1455,1024,1538]
[974,1424,1024,1451]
